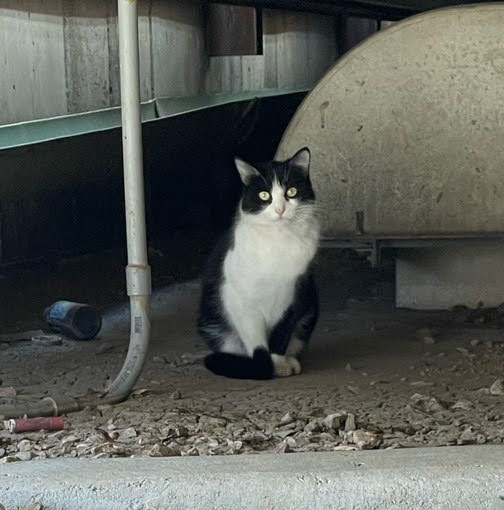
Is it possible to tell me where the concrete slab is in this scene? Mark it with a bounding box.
[1,446,504,510]
[396,243,504,309]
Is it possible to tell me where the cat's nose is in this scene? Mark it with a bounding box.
[275,206,285,217]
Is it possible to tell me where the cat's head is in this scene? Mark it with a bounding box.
[234,148,316,224]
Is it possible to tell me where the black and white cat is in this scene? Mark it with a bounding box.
[197,148,320,379]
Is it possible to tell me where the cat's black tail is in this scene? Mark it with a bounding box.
[204,347,274,380]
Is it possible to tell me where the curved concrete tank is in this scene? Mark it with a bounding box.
[276,4,504,239]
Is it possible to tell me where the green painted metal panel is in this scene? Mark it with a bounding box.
[0,102,156,151]
[0,89,307,151]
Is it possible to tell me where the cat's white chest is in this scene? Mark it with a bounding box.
[222,216,319,328]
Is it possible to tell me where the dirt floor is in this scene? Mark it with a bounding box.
[1,249,504,461]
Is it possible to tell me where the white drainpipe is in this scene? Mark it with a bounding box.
[105,0,152,401]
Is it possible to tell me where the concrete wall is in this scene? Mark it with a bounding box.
[396,243,504,310]
[0,0,337,125]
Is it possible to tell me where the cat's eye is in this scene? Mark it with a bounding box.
[286,187,298,198]
[258,191,270,201]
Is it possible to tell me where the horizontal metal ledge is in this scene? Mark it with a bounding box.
[321,234,504,250]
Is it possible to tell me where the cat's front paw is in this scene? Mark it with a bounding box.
[271,354,301,377]
[287,356,301,375]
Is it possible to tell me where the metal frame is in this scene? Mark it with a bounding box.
[205,0,492,21]
[321,234,504,267]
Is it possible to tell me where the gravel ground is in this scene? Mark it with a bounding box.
[1,251,504,464]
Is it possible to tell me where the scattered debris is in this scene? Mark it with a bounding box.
[370,379,389,386]
[333,444,357,451]
[409,381,434,387]
[322,413,345,430]
[470,339,480,348]
[344,413,357,432]
[168,353,206,368]
[131,388,153,398]
[96,342,114,355]
[117,427,137,442]
[31,334,63,346]
[0,386,16,399]
[152,353,206,368]
[0,330,44,344]
[149,443,181,457]
[453,302,504,327]
[0,456,20,464]
[346,429,382,450]
[457,428,485,445]
[451,400,473,411]
[416,327,437,344]
[280,412,296,425]
[17,439,31,452]
[19,504,43,510]
[15,451,33,461]
[275,439,293,453]
[410,393,445,413]
[490,379,504,396]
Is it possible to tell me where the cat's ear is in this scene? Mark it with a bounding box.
[234,157,260,185]
[288,147,311,176]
